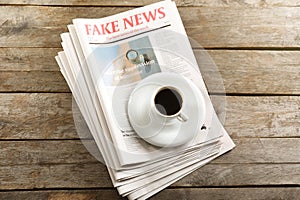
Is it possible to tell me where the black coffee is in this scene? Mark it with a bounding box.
[154,88,182,116]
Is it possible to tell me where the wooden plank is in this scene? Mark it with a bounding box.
[183,7,300,48]
[1,94,299,139]
[1,6,300,48]
[0,138,299,166]
[0,138,296,189]
[0,48,61,71]
[173,163,300,187]
[0,163,299,189]
[0,188,299,200]
[218,96,300,138]
[0,6,129,47]
[197,50,300,94]
[212,138,300,164]
[1,50,300,94]
[154,188,300,200]
[0,140,99,166]
[0,190,124,200]
[0,163,112,189]
[0,71,69,92]
[1,0,300,7]
[0,93,78,139]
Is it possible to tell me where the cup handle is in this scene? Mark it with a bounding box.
[177,113,188,122]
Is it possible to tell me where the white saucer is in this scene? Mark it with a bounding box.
[127,72,206,147]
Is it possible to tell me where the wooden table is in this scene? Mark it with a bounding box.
[1,0,300,199]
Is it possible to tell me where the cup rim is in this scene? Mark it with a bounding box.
[151,86,184,118]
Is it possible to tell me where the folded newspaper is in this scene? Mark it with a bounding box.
[55,1,235,199]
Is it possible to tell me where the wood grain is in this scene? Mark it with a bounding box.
[1,6,300,48]
[1,93,299,139]
[213,138,300,164]
[0,93,77,139]
[0,138,298,191]
[0,163,299,189]
[221,96,300,138]
[0,188,299,200]
[153,188,300,200]
[0,190,124,200]
[0,71,69,92]
[1,50,299,94]
[0,138,299,166]
[0,163,112,190]
[0,48,61,71]
[0,140,99,166]
[1,0,300,7]
[173,163,300,187]
[197,50,300,94]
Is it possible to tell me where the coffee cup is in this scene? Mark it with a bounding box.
[127,72,206,147]
[151,86,188,124]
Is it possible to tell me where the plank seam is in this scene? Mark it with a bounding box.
[209,93,300,96]
[0,92,299,96]
[3,46,300,50]
[0,185,300,192]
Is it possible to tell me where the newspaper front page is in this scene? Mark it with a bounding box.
[73,0,223,165]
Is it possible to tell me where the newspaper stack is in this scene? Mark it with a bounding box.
[55,1,235,199]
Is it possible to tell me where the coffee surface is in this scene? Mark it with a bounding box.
[154,88,182,116]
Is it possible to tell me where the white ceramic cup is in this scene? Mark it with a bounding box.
[127,72,207,147]
[150,86,189,126]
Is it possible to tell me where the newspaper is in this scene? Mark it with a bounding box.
[55,0,235,199]
[58,51,235,199]
[73,0,223,166]
[59,31,223,186]
[58,32,222,181]
[56,46,224,189]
